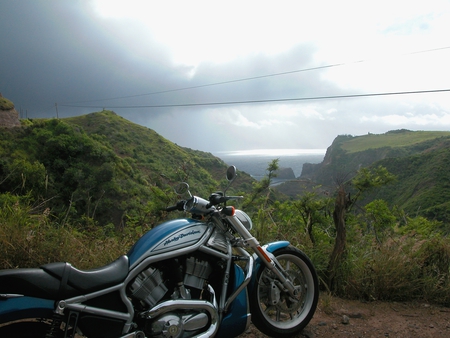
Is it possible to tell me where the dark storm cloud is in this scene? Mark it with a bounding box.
[1,1,450,153]
[0,0,344,118]
[0,1,182,117]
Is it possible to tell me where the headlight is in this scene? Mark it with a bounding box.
[234,209,252,230]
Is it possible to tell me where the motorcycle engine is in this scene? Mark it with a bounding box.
[128,255,216,338]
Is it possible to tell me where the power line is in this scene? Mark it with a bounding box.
[61,45,450,105]
[59,88,450,109]
[60,63,351,104]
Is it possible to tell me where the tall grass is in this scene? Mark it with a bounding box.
[0,194,137,270]
[333,234,450,305]
[3,192,450,306]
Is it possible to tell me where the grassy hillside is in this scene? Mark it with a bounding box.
[0,111,253,229]
[296,129,450,224]
[340,130,450,153]
[0,97,14,110]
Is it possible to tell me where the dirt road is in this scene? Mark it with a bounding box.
[239,294,450,338]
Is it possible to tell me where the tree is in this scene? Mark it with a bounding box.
[294,191,329,246]
[243,159,279,243]
[364,199,396,243]
[327,166,396,291]
[244,159,279,208]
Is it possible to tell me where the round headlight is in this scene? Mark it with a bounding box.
[234,209,252,230]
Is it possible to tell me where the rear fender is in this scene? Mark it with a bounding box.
[249,241,290,290]
[0,295,54,324]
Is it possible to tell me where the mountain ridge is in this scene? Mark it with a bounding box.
[296,129,450,222]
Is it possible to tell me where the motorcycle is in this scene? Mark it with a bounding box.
[0,166,318,338]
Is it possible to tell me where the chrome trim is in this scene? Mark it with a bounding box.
[0,294,24,299]
[59,284,132,323]
[245,313,252,331]
[143,286,219,338]
[219,242,232,313]
[224,248,253,312]
[198,243,229,260]
[119,331,145,338]
[65,303,131,321]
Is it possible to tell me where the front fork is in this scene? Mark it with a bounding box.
[225,214,299,299]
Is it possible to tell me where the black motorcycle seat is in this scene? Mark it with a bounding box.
[41,255,129,295]
[0,255,129,300]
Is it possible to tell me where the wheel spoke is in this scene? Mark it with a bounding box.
[276,308,281,321]
[253,248,318,335]
[285,259,291,271]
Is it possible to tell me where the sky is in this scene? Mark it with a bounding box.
[1,0,450,154]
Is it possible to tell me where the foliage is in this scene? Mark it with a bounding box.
[1,114,450,306]
[305,130,450,226]
[0,112,253,229]
[0,193,134,269]
[0,97,14,110]
[340,130,450,153]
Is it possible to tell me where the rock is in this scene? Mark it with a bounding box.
[0,94,20,128]
[275,167,296,179]
[342,315,350,325]
[349,312,363,318]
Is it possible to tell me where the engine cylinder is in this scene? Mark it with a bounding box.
[129,266,168,307]
[184,257,212,290]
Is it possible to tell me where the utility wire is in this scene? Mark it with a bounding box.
[61,46,450,105]
[60,88,450,109]
[60,63,351,104]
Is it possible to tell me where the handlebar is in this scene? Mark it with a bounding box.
[166,193,243,215]
[207,193,243,208]
[165,200,186,212]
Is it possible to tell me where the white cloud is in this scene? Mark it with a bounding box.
[361,111,450,127]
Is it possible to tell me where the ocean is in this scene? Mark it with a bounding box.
[214,149,326,180]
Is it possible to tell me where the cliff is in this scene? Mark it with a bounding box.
[0,94,20,128]
[296,130,450,222]
[275,167,296,180]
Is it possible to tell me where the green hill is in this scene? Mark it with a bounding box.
[299,129,450,223]
[0,111,253,228]
[340,129,450,153]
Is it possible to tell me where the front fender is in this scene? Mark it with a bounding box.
[0,296,54,324]
[249,241,290,290]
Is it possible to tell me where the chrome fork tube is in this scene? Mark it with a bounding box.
[226,214,299,298]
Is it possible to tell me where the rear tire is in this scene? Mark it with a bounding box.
[250,245,319,337]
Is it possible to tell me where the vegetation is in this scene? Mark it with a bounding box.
[1,114,450,306]
[0,97,15,110]
[246,160,450,305]
[340,130,450,153]
[299,130,450,225]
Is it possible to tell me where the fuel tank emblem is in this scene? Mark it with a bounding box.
[153,225,207,252]
[164,229,201,246]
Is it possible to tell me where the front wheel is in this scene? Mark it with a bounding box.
[250,245,319,337]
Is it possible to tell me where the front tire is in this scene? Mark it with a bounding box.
[250,246,319,337]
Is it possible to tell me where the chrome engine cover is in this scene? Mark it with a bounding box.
[149,312,209,338]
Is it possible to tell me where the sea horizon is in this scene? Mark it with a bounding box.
[214,148,327,157]
[214,149,326,178]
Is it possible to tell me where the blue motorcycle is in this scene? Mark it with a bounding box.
[0,166,318,337]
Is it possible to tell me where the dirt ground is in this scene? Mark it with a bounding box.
[240,294,450,338]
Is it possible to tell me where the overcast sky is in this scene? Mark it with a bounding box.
[1,0,450,154]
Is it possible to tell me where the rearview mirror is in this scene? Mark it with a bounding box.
[174,182,190,196]
[226,166,237,181]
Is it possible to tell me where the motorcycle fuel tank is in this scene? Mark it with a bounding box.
[127,218,208,267]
